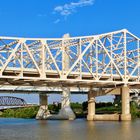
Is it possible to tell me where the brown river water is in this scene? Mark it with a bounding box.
[0,118,140,140]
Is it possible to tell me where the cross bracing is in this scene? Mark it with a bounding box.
[0,29,139,88]
[0,96,27,106]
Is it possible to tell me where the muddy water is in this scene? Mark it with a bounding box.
[0,118,140,140]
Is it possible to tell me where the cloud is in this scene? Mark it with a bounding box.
[54,0,94,17]
[54,19,60,24]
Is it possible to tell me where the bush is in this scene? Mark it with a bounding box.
[82,101,88,111]
[0,106,39,118]
[71,102,82,109]
[130,101,138,119]
[48,103,61,113]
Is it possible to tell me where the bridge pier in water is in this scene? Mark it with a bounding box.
[36,89,75,120]
[36,94,50,119]
[87,86,131,121]
[58,87,76,120]
[56,33,75,120]
[121,85,131,121]
[87,90,95,121]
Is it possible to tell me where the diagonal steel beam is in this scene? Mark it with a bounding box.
[23,42,42,76]
[45,41,61,76]
[98,39,124,80]
[65,38,95,77]
[0,41,21,75]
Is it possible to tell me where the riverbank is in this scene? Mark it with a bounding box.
[0,101,139,119]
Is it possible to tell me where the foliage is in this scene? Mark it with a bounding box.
[71,102,82,109]
[0,106,39,118]
[96,106,120,112]
[130,101,139,119]
[82,101,88,111]
[48,103,61,113]
[0,101,140,119]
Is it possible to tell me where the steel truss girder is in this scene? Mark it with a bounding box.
[0,29,139,87]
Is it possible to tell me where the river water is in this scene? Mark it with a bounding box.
[0,118,140,140]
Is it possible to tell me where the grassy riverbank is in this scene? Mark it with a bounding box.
[0,101,139,119]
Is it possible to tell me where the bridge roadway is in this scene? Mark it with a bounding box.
[0,29,139,121]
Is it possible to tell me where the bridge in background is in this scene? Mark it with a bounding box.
[0,96,27,106]
[0,29,140,121]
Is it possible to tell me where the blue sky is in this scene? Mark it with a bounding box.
[0,0,139,38]
[0,0,138,103]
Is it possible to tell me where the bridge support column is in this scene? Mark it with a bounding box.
[121,85,131,121]
[56,34,75,120]
[87,90,95,121]
[58,87,76,120]
[36,94,50,119]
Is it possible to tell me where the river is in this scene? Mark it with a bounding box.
[0,118,140,140]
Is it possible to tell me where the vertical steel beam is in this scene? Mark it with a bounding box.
[90,40,92,72]
[110,34,113,80]
[20,42,23,77]
[41,40,46,78]
[96,40,98,80]
[137,40,140,81]
[124,30,127,81]
[78,38,82,79]
[62,34,70,78]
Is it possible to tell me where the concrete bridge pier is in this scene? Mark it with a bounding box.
[36,94,50,119]
[121,85,131,121]
[58,87,76,120]
[87,88,120,121]
[87,90,95,121]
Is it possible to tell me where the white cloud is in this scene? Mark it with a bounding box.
[54,0,94,17]
[54,19,60,24]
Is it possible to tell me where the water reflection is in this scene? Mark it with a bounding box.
[0,118,140,140]
[120,121,132,139]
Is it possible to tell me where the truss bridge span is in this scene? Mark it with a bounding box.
[0,29,139,88]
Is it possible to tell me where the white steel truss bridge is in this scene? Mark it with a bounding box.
[0,29,140,90]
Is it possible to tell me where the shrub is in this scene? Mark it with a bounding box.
[0,106,39,118]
